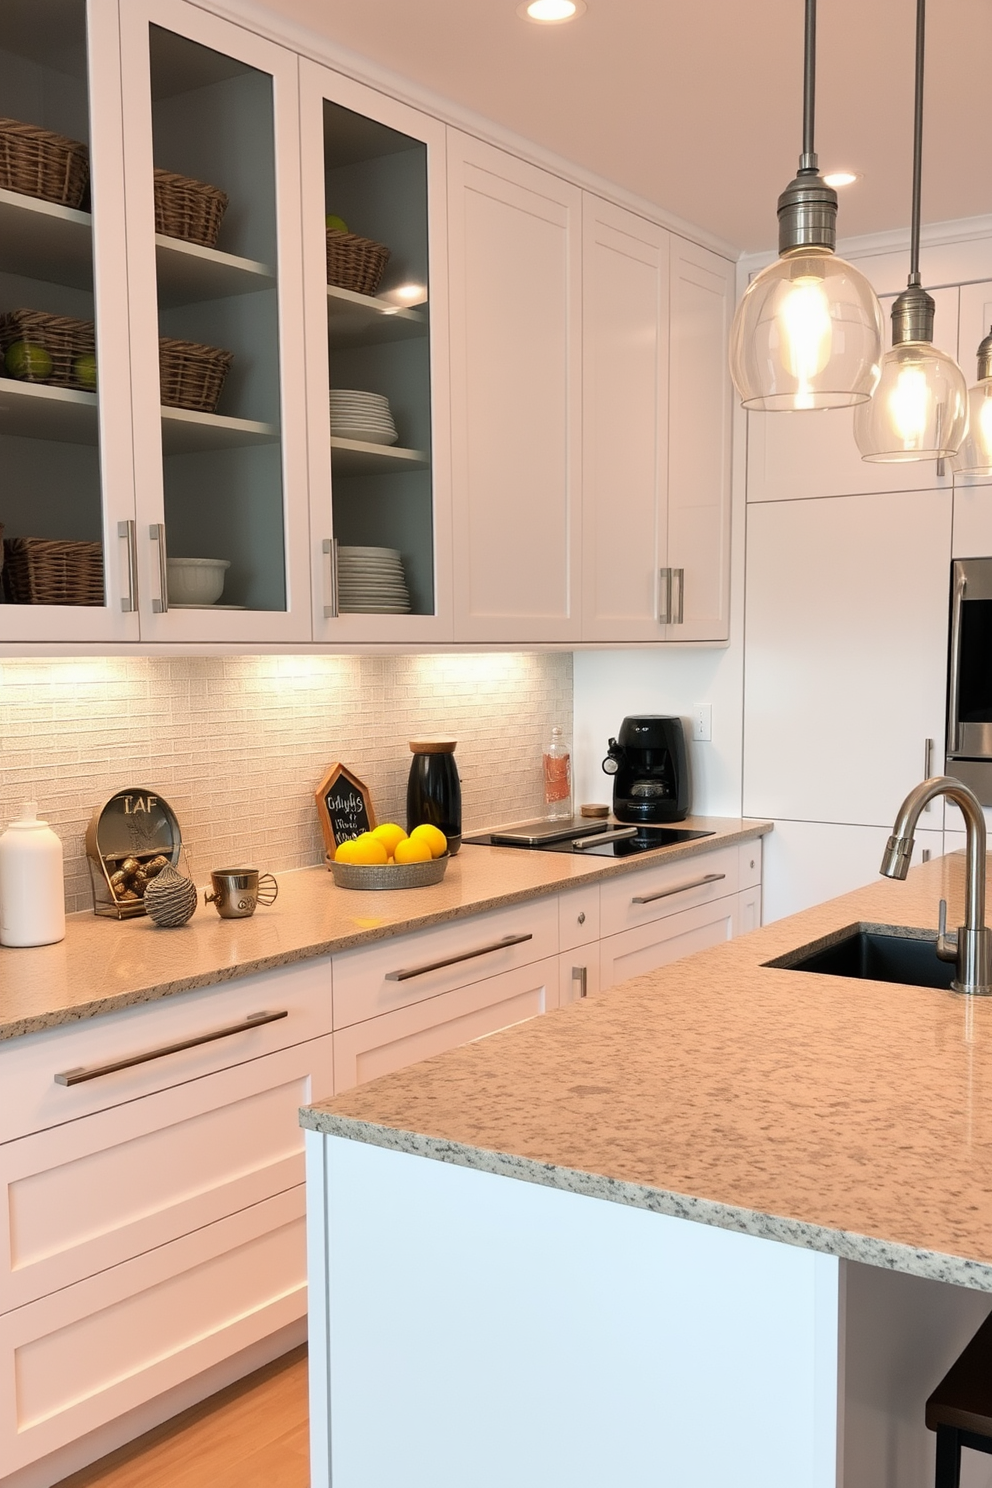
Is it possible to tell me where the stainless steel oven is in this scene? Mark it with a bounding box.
[947,558,992,804]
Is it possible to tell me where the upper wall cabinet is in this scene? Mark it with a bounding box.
[747,286,959,505]
[119,0,312,643]
[448,134,583,645]
[0,0,137,643]
[299,61,452,644]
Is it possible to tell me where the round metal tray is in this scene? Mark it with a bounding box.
[326,852,449,890]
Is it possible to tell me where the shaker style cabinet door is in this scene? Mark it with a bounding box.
[953,280,992,559]
[448,133,582,644]
[665,237,734,642]
[0,0,139,642]
[119,0,312,643]
[580,196,670,642]
[299,60,453,644]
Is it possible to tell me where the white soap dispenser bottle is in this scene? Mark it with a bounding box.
[0,801,66,947]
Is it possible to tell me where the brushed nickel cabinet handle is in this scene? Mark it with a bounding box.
[385,933,533,982]
[948,565,966,755]
[54,1010,288,1086]
[118,519,138,613]
[658,566,672,624]
[672,566,685,624]
[322,537,339,619]
[572,965,588,998]
[150,522,169,613]
[631,871,725,906]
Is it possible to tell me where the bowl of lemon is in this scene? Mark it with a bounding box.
[327,822,449,890]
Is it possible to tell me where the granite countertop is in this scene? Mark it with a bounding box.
[0,815,766,1042]
[302,849,992,1292]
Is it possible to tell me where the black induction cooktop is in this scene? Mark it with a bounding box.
[462,817,714,858]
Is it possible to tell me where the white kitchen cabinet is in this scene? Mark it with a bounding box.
[334,956,560,1093]
[747,287,959,506]
[743,488,951,828]
[558,950,601,1006]
[448,133,582,644]
[299,61,453,644]
[599,841,743,939]
[953,280,992,559]
[580,196,670,642]
[759,819,943,925]
[599,893,740,991]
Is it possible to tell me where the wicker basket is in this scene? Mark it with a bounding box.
[0,309,95,390]
[0,117,89,209]
[154,168,229,250]
[326,229,390,296]
[3,538,104,606]
[159,337,233,413]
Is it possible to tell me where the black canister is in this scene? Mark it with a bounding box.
[406,739,462,854]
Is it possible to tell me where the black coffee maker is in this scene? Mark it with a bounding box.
[602,715,689,823]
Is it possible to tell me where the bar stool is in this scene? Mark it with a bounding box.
[926,1311,992,1488]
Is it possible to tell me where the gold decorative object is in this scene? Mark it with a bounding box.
[144,863,198,928]
[85,790,182,919]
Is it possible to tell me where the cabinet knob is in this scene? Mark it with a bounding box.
[577,911,586,925]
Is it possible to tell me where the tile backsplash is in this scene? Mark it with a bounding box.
[0,653,572,913]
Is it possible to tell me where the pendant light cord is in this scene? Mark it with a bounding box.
[909,0,926,285]
[801,0,817,170]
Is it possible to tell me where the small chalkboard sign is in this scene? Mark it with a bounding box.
[315,763,377,856]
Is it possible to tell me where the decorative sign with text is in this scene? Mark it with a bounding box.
[315,763,377,857]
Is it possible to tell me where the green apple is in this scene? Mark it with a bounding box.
[73,353,97,391]
[5,341,53,381]
[325,213,349,234]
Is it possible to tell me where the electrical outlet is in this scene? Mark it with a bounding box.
[692,704,712,742]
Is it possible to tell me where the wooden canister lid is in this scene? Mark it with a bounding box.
[580,803,609,818]
[409,739,457,754]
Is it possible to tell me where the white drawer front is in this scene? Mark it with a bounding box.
[334,955,559,1093]
[332,898,558,1030]
[599,846,740,938]
[0,1186,306,1475]
[738,839,763,890]
[599,895,738,992]
[0,1035,331,1313]
[0,958,332,1145]
[558,885,600,951]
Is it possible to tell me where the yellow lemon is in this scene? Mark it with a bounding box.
[336,835,388,865]
[334,838,362,862]
[394,835,433,865]
[409,823,447,859]
[371,822,407,856]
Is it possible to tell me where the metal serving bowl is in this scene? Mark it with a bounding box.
[325,852,449,890]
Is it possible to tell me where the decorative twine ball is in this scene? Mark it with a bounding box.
[144,862,198,928]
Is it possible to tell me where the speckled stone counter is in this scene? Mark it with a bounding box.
[302,849,992,1291]
[0,815,766,1042]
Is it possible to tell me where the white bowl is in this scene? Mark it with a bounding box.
[167,557,230,606]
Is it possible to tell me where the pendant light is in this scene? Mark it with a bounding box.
[729,0,883,411]
[953,330,992,476]
[854,0,968,461]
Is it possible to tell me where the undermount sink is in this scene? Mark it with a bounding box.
[766,925,955,990]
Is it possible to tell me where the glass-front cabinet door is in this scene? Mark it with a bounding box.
[300,62,452,643]
[0,0,137,642]
[119,0,311,642]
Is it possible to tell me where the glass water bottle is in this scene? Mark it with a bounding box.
[543,726,572,821]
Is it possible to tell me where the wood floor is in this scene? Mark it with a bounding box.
[55,1346,309,1488]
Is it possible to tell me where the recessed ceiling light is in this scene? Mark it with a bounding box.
[823,170,863,188]
[518,0,586,22]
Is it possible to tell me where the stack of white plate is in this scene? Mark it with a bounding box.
[330,389,398,446]
[338,546,411,614]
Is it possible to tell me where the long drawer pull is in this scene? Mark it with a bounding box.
[631,872,726,906]
[386,933,533,983]
[54,1010,289,1086]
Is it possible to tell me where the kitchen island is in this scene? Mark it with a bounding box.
[301,850,992,1488]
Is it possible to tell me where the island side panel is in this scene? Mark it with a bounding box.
[310,1134,841,1488]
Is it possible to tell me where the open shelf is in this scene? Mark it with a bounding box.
[327,284,427,348]
[156,236,275,307]
[161,406,279,455]
[330,436,428,476]
[0,378,98,442]
[0,188,93,289]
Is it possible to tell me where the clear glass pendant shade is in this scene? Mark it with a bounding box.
[854,341,969,461]
[954,380,992,476]
[729,247,884,411]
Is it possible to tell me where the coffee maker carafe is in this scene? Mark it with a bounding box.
[602,715,689,823]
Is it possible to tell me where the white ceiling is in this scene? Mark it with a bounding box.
[249,0,992,253]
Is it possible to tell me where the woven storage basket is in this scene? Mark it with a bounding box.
[3,538,104,606]
[0,117,89,209]
[0,309,95,390]
[154,168,229,250]
[159,337,233,414]
[326,229,390,296]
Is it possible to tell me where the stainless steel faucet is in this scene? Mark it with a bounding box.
[880,775,992,995]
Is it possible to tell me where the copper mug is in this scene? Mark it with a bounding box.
[205,868,278,919]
